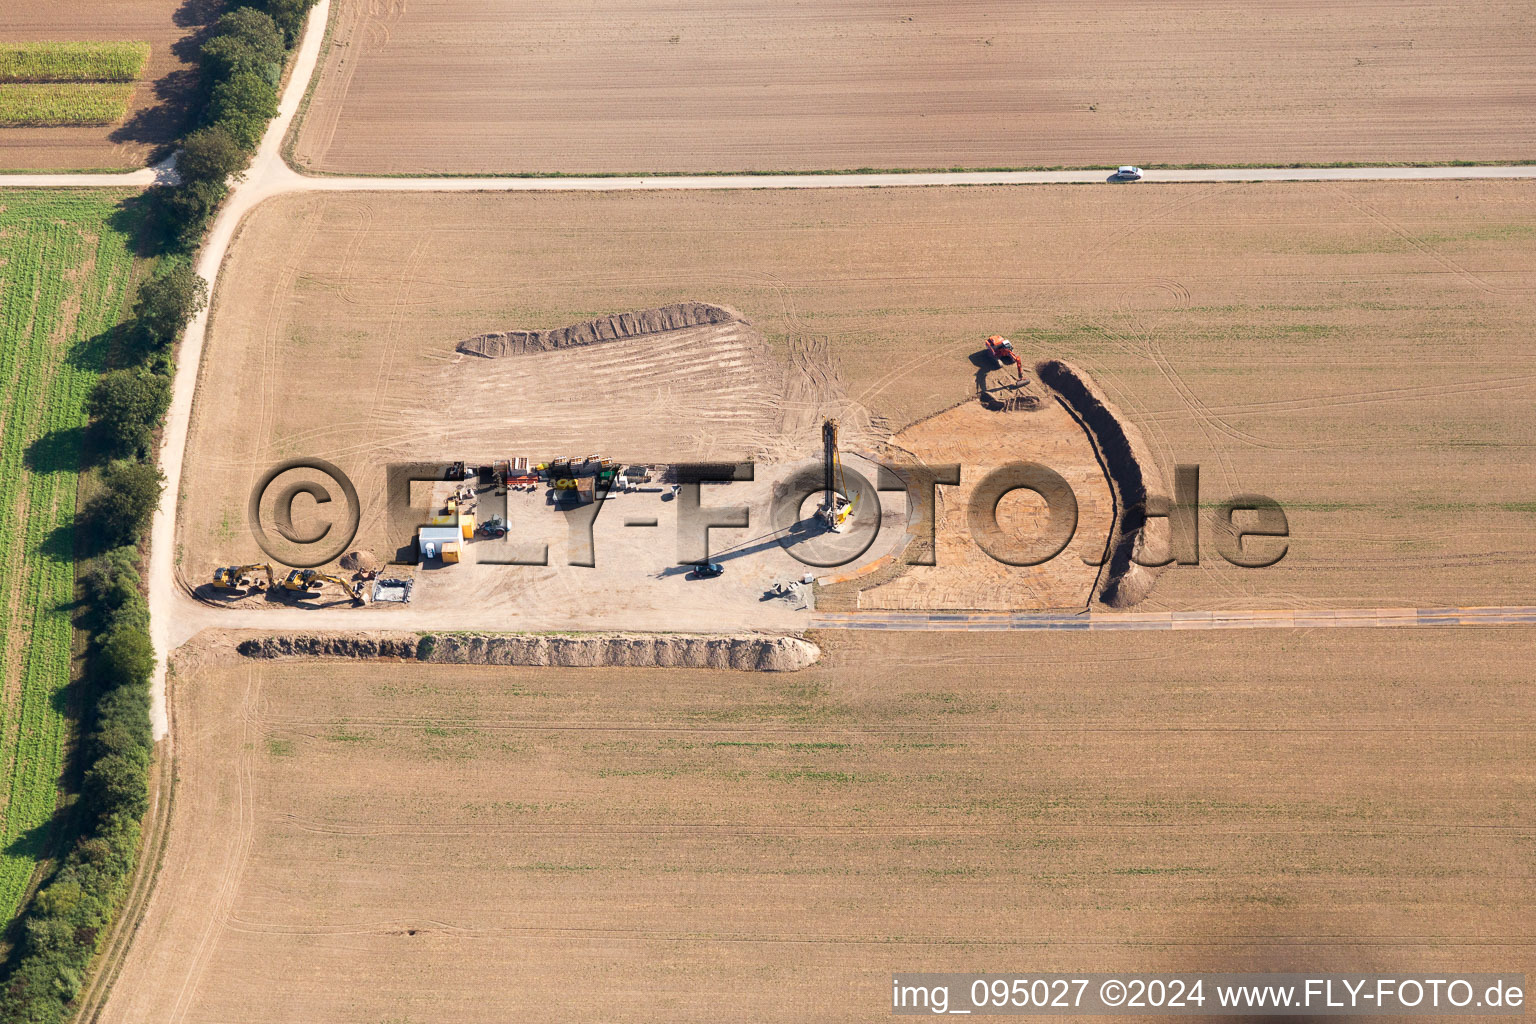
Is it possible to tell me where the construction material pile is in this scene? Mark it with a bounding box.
[236,631,821,671]
[457,301,744,358]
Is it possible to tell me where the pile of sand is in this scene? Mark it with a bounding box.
[457,301,745,358]
[236,631,820,672]
[338,550,380,572]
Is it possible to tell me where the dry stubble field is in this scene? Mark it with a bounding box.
[0,0,210,170]
[185,181,1536,612]
[291,0,1536,174]
[101,628,1534,1022]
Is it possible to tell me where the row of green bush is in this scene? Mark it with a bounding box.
[150,2,315,249]
[0,1,316,1020]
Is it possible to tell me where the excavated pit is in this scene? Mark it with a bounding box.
[236,631,821,672]
[1034,359,1169,608]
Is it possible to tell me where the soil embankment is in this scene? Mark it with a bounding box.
[457,302,745,358]
[236,630,820,671]
[1035,359,1168,608]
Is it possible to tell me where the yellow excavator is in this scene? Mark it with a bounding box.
[280,568,367,605]
[210,563,274,592]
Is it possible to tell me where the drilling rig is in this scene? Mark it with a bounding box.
[816,418,854,532]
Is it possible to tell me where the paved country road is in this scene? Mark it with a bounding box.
[6,159,1536,192]
[811,606,1536,631]
[2,0,1533,739]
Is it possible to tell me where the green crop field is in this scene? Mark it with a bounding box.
[0,189,139,924]
[0,42,149,84]
[0,82,136,127]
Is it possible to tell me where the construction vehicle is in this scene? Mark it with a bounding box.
[816,418,855,532]
[478,515,508,538]
[280,568,366,605]
[984,335,1025,382]
[210,563,274,592]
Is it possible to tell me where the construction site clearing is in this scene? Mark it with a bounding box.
[193,323,1153,628]
[185,300,1155,629]
[207,446,909,630]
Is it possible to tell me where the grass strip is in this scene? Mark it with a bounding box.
[0,42,149,84]
[0,83,135,127]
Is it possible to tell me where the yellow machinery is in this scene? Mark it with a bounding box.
[211,563,274,591]
[281,568,366,604]
[816,418,855,532]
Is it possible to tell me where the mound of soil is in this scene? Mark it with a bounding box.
[339,550,380,572]
[236,631,820,672]
[1034,359,1170,608]
[457,302,745,358]
[237,633,419,660]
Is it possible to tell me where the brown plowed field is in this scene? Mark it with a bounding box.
[0,0,212,170]
[193,182,1536,611]
[291,0,1536,174]
[99,628,1535,1022]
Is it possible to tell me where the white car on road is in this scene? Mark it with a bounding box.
[1112,165,1144,181]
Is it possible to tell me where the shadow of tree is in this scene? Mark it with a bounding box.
[69,319,122,372]
[106,0,223,156]
[3,819,58,876]
[24,425,87,475]
[40,522,81,563]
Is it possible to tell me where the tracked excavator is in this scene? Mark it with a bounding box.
[816,418,855,532]
[210,563,274,592]
[280,568,367,605]
[984,335,1025,382]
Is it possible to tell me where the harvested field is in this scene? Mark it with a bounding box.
[0,0,211,169]
[191,182,1536,613]
[291,0,1536,174]
[99,628,1535,1022]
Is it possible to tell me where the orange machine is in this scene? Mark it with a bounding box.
[984,335,1024,381]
